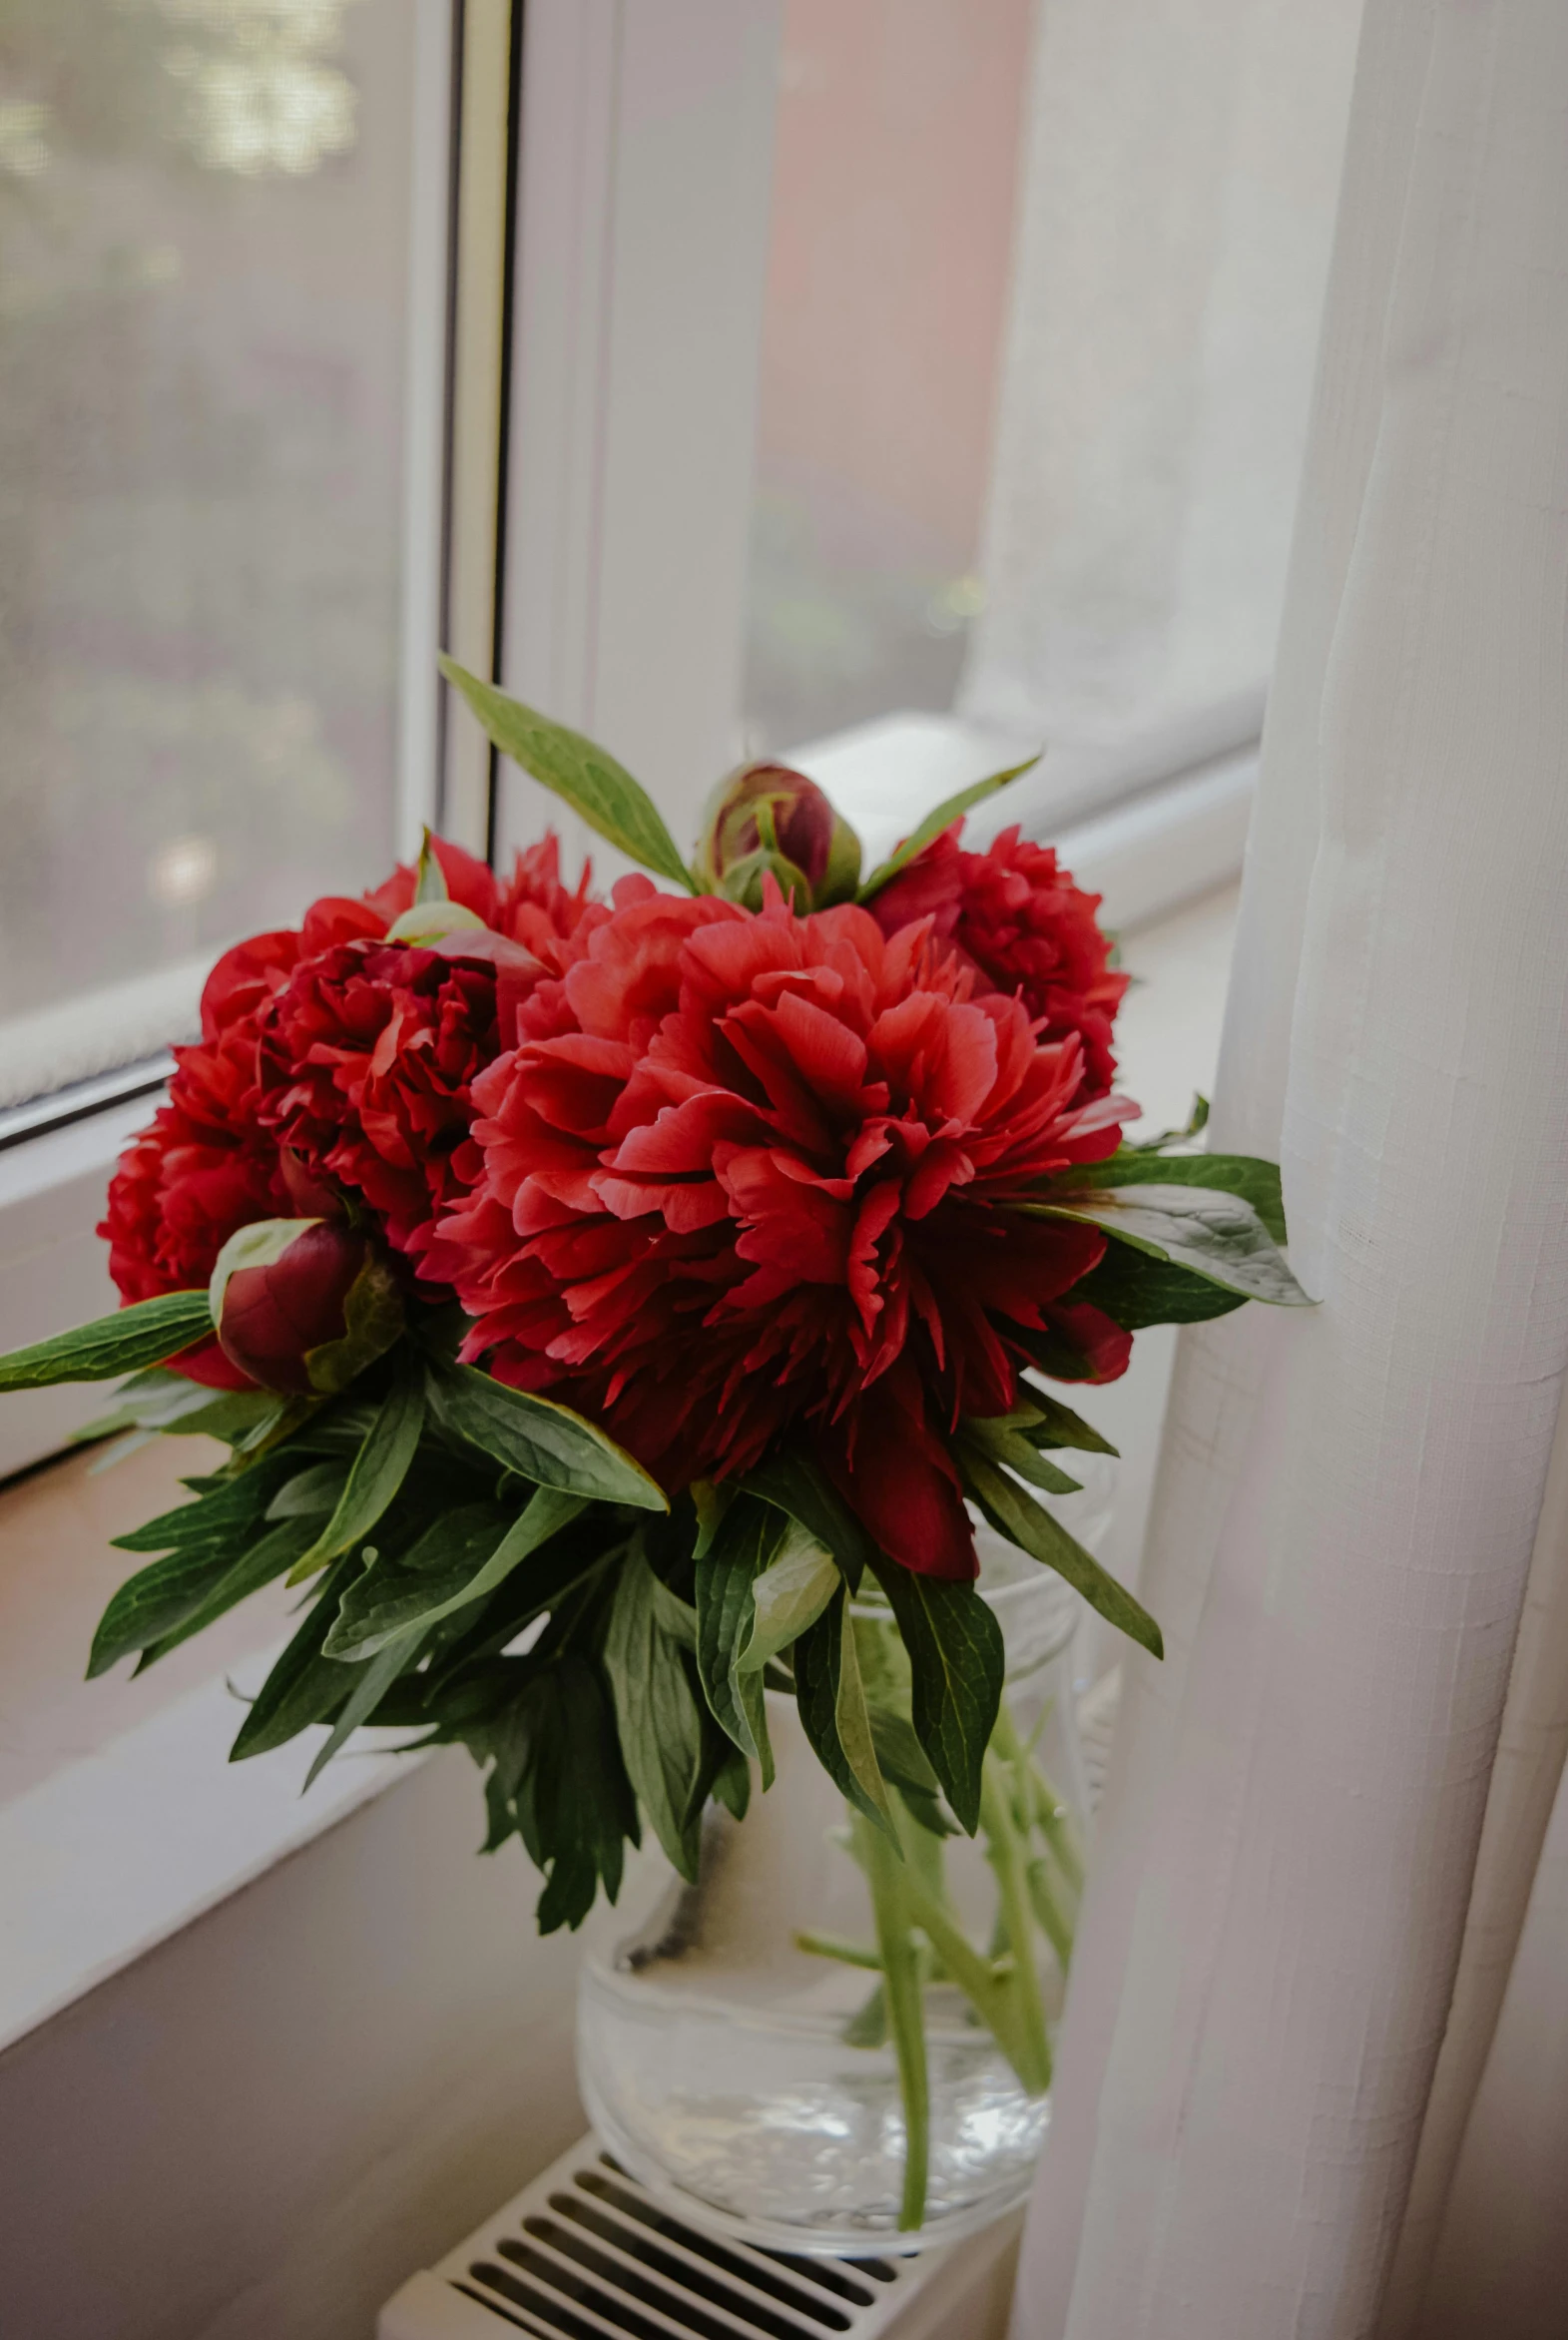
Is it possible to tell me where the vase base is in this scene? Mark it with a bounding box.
[579,2057,1042,2259]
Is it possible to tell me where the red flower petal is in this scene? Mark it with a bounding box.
[824,1363,977,1581]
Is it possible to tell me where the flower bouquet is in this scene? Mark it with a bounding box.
[0,658,1307,2243]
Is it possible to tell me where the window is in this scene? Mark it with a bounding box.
[1,0,1363,1477]
[0,0,452,1113]
[743,0,1363,862]
[743,0,1036,759]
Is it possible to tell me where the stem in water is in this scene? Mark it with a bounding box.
[854,1811,930,2230]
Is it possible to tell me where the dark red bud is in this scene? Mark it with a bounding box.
[217,1221,367,1395]
[699,762,855,898]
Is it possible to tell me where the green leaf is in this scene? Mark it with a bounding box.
[230,1557,362,1759]
[1062,1148,1287,1243]
[135,1516,319,1671]
[793,1587,895,1837]
[0,1289,214,1390]
[415,827,448,901]
[1020,1183,1309,1309]
[740,1447,875,1591]
[75,1371,283,1450]
[694,1495,789,1784]
[265,1462,349,1518]
[959,1416,1082,1495]
[865,1705,938,1796]
[324,1486,585,1660]
[649,1572,699,1650]
[1125,1093,1210,1152]
[690,1479,734,1559]
[717,840,814,911]
[438,657,697,892]
[867,1706,954,1838]
[856,755,1041,900]
[303,1625,428,1788]
[483,1656,638,1931]
[426,1360,668,1510]
[957,1443,1163,1660]
[866,1560,1003,1835]
[302,1253,405,1396]
[738,1525,840,1671]
[285,1352,427,1584]
[711,1744,752,1821]
[109,1458,284,1555]
[1072,1244,1249,1331]
[91,1468,293,1674]
[322,1500,505,1657]
[604,1548,709,1880]
[1005,1390,1119,1456]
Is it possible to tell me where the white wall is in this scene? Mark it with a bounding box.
[0,1751,583,2340]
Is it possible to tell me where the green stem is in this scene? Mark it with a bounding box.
[795,1930,883,1973]
[1029,1768,1085,1899]
[854,1812,929,2231]
[979,1753,1054,2094]
[991,1698,1087,1901]
[872,1810,1041,2088]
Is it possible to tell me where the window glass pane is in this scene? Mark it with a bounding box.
[743,0,1362,763]
[743,0,1035,758]
[0,0,440,1108]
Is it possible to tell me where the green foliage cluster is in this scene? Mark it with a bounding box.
[0,1108,1307,1940]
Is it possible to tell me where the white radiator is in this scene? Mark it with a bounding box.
[377,2134,1022,2340]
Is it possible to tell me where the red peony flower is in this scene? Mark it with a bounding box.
[102,835,603,1380]
[256,941,506,1260]
[100,929,311,1387]
[422,880,1132,1579]
[254,844,605,1262]
[496,835,607,962]
[868,823,1129,1097]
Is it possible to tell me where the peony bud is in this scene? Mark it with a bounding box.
[697,762,861,908]
[209,1219,403,1396]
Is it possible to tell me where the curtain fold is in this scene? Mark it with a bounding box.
[1010,1,1568,2332]
[1378,1394,1568,2337]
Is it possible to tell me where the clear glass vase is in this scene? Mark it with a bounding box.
[577,1496,1102,2255]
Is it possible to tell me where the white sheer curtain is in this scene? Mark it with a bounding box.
[1010,2,1568,2333]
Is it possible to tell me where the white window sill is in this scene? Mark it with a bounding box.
[794,699,1258,935]
[0,1437,417,2053]
[0,1644,415,2057]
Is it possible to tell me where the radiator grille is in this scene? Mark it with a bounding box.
[378,2137,1001,2340]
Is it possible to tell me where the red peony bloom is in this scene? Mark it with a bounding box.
[496,835,607,963]
[257,940,507,1259]
[102,835,603,1379]
[423,880,1132,1580]
[255,845,605,1261]
[100,929,311,1388]
[868,823,1129,1097]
